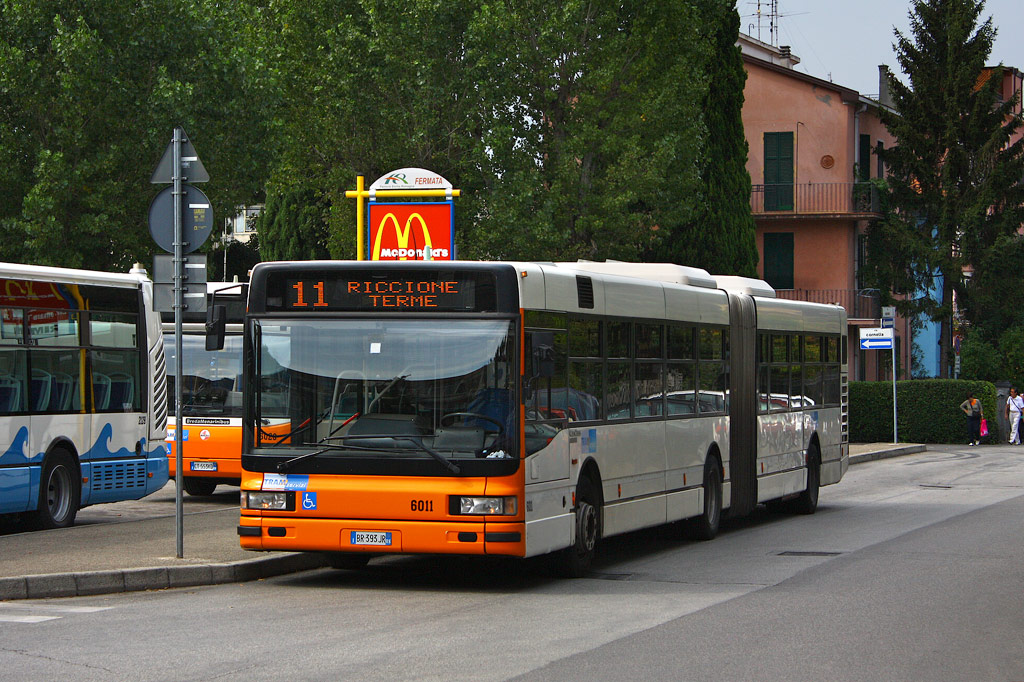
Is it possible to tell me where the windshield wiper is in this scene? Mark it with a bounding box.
[276,443,347,472]
[276,434,461,474]
[395,436,461,474]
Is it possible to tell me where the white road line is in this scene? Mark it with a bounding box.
[0,605,112,613]
[0,614,61,623]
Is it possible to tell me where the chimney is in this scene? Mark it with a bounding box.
[878,65,893,107]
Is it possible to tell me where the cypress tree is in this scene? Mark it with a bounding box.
[866,0,1024,377]
[658,0,758,277]
[257,189,331,262]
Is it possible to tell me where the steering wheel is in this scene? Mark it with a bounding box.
[439,412,506,434]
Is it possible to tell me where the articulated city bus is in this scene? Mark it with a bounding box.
[163,282,247,495]
[0,262,169,529]
[233,261,847,574]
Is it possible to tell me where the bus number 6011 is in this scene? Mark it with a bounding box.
[411,500,433,512]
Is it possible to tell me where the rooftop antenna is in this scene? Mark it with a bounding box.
[751,0,781,46]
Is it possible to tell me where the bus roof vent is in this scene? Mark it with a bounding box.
[576,275,595,309]
[713,275,776,298]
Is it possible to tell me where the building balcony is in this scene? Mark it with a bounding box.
[775,288,880,321]
[751,182,882,219]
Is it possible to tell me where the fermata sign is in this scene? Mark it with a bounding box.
[368,202,453,261]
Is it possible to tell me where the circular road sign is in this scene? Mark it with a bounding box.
[148,184,214,254]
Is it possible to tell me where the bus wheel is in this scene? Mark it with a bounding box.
[692,456,722,541]
[183,477,218,496]
[790,444,820,515]
[325,553,372,570]
[32,450,80,529]
[556,475,600,578]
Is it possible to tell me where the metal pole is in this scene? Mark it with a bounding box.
[892,345,898,444]
[173,127,184,558]
[356,175,365,260]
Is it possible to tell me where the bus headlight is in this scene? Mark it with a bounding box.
[457,496,517,515]
[243,491,293,510]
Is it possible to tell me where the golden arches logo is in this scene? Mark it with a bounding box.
[372,212,434,260]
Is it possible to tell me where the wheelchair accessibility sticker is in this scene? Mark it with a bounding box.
[301,492,317,510]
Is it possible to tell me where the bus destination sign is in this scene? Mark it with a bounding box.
[273,271,496,312]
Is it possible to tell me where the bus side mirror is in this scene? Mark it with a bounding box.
[206,304,226,351]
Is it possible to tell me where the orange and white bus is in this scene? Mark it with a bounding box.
[233,261,848,574]
[163,282,246,496]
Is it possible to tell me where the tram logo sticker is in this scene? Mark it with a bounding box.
[200,429,211,441]
[262,474,310,491]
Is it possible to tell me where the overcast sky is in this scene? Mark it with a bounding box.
[739,0,1024,96]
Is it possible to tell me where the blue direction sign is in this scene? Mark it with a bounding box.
[860,327,894,350]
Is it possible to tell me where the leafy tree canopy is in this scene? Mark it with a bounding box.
[865,0,1024,376]
[0,0,273,271]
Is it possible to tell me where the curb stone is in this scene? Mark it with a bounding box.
[1,552,328,602]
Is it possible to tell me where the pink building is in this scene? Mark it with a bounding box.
[739,35,902,381]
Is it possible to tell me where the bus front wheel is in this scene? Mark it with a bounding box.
[32,450,80,529]
[556,475,600,578]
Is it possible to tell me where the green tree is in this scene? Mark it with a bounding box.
[262,0,714,263]
[260,0,482,259]
[0,0,273,271]
[464,0,710,261]
[865,0,1024,377]
[257,189,331,262]
[660,0,758,276]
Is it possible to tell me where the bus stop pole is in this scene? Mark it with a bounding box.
[892,346,898,444]
[173,127,184,558]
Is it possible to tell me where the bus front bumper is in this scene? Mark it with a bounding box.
[237,516,525,557]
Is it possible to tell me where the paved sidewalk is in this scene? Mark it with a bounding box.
[849,441,926,464]
[0,442,925,601]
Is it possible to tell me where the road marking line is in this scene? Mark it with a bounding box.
[0,614,61,623]
[0,605,112,613]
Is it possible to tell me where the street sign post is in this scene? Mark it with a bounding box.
[149,127,212,559]
[860,326,898,443]
[859,327,894,349]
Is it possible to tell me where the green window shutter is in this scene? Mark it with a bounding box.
[763,232,794,290]
[764,132,794,210]
[858,134,871,181]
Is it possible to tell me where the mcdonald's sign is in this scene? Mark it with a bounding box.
[367,202,454,261]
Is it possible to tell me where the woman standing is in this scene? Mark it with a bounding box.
[960,392,984,446]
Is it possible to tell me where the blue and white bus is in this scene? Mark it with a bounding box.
[0,262,169,529]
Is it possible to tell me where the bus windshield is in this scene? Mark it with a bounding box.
[252,318,517,464]
[164,332,243,417]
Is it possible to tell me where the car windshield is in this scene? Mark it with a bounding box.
[164,333,243,417]
[252,318,517,462]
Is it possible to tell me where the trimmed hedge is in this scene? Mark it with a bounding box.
[850,379,999,444]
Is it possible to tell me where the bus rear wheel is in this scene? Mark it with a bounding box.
[790,444,820,515]
[183,477,218,496]
[31,450,80,529]
[692,456,722,541]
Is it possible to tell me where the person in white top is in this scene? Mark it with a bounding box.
[1006,387,1024,445]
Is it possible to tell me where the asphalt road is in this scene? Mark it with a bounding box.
[2,444,1023,681]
